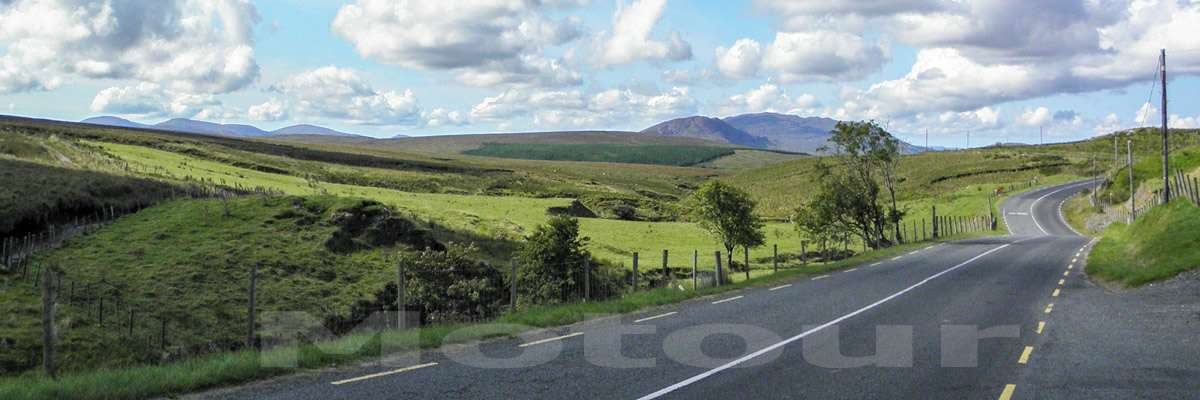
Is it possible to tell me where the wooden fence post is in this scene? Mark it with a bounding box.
[583,258,590,301]
[41,265,57,379]
[691,250,698,290]
[714,251,722,287]
[773,244,778,274]
[247,262,259,349]
[931,206,939,238]
[801,241,807,265]
[510,259,517,313]
[632,252,639,291]
[397,257,406,328]
[743,247,750,281]
[662,249,669,279]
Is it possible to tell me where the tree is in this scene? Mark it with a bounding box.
[686,181,765,272]
[517,215,592,304]
[792,200,849,259]
[812,120,902,249]
[873,134,904,242]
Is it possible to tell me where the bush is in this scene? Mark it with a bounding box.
[515,216,625,304]
[393,244,506,323]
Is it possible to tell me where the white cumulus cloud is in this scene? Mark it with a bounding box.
[0,0,261,95]
[595,0,691,66]
[331,0,584,88]
[268,67,423,126]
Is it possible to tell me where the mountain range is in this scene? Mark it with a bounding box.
[80,116,363,138]
[641,112,924,154]
[79,113,925,153]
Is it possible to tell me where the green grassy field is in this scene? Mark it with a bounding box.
[1087,200,1200,286]
[0,196,429,374]
[462,143,736,166]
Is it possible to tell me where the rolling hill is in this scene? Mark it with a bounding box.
[79,116,362,138]
[643,112,927,154]
[640,116,770,148]
[723,113,838,153]
[270,124,360,137]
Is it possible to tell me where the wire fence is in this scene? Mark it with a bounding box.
[0,183,283,276]
[10,208,1002,374]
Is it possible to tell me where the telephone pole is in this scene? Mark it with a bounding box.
[1160,48,1170,204]
[1039,126,1044,146]
[1128,138,1135,221]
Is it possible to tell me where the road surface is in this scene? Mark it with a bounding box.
[199,180,1161,400]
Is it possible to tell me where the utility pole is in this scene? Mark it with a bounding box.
[1039,126,1044,146]
[1160,48,1170,204]
[925,128,929,153]
[1128,138,1135,222]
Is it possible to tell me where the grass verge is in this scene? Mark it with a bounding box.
[1087,200,1200,286]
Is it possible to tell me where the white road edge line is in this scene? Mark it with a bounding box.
[768,284,792,291]
[845,268,858,272]
[518,332,582,348]
[330,362,439,385]
[869,262,882,267]
[636,243,1012,400]
[1029,180,1092,236]
[634,311,678,323]
[711,295,744,305]
[811,275,830,280]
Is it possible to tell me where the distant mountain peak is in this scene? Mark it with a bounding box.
[640,116,769,148]
[270,124,359,137]
[79,116,362,139]
[80,116,148,129]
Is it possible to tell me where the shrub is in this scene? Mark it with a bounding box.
[392,244,506,323]
[518,215,628,302]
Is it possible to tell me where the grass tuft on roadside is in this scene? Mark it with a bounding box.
[1088,200,1200,286]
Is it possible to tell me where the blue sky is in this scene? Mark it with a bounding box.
[1,0,1199,147]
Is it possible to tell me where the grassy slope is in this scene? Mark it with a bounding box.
[0,196,409,374]
[1087,200,1200,286]
[90,141,810,267]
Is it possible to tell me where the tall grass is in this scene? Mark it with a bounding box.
[1087,200,1200,286]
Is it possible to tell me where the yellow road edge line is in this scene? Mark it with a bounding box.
[1036,321,1045,334]
[330,362,439,385]
[1018,346,1034,364]
[1044,303,1054,314]
[998,384,1016,400]
[519,332,583,348]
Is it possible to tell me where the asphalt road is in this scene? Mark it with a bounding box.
[197,180,1107,400]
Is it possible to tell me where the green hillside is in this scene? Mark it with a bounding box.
[1,195,482,374]
[1088,200,1200,286]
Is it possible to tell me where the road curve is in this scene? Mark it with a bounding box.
[195,181,1096,400]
